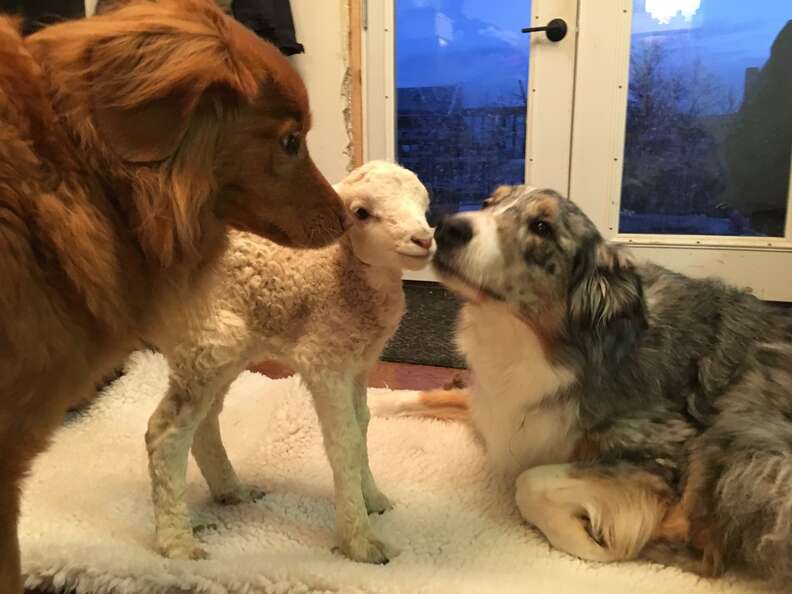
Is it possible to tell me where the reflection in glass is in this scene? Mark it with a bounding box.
[395,1,530,221]
[620,1,792,236]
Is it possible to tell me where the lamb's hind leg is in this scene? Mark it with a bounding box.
[352,372,392,514]
[515,463,673,563]
[146,368,234,560]
[191,390,265,505]
[305,373,389,564]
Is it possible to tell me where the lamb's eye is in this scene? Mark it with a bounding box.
[530,219,553,237]
[280,132,301,155]
[355,207,370,220]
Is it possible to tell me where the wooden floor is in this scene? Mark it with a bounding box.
[249,360,468,391]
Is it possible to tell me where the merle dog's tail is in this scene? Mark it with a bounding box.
[713,450,792,583]
[369,387,470,423]
[641,450,792,583]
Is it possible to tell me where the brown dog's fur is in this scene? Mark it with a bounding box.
[0,1,346,590]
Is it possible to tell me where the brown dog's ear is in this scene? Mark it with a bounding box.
[75,1,264,163]
[93,92,200,163]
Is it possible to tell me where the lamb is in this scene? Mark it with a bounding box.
[146,161,434,564]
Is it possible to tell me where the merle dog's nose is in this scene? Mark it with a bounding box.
[435,216,473,248]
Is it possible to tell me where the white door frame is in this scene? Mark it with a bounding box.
[569,0,792,301]
[363,0,579,281]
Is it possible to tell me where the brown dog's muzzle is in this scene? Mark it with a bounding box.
[291,162,349,248]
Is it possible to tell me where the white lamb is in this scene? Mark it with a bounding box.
[145,161,433,564]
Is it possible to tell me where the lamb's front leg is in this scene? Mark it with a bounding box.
[352,372,392,514]
[146,379,215,560]
[305,374,389,564]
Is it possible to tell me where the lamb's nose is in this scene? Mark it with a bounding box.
[411,236,433,250]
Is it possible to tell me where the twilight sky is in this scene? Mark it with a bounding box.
[396,0,792,113]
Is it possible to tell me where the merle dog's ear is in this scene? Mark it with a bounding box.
[568,239,647,351]
[482,185,514,209]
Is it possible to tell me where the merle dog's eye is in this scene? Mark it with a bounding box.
[530,219,553,237]
[280,132,301,155]
[355,207,370,220]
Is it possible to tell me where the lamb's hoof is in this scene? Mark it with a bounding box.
[341,534,390,565]
[365,490,393,515]
[216,486,266,506]
[159,539,210,561]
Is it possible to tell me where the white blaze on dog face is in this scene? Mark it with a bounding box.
[333,161,434,271]
[433,186,587,313]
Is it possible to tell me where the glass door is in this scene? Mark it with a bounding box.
[571,0,792,300]
[365,0,579,280]
[394,2,530,221]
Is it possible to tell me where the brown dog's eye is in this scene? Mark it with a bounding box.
[530,219,553,237]
[355,208,370,220]
[280,132,301,155]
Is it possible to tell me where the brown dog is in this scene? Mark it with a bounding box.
[0,1,347,591]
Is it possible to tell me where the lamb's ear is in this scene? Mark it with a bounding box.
[568,238,646,340]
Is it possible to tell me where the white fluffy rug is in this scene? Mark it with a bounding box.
[20,351,778,594]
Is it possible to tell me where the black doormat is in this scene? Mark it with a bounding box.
[382,281,466,369]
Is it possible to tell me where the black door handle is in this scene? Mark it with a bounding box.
[521,18,567,42]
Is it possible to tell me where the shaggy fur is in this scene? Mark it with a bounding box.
[0,1,346,590]
[147,162,433,563]
[373,185,792,584]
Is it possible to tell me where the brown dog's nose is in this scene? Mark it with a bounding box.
[340,213,354,232]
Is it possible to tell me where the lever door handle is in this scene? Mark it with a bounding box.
[521,18,567,42]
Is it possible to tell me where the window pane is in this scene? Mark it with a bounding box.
[620,1,792,237]
[395,1,530,221]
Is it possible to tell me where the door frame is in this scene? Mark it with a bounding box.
[569,0,792,301]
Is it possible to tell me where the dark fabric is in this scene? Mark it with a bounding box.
[232,0,304,55]
[0,0,85,35]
